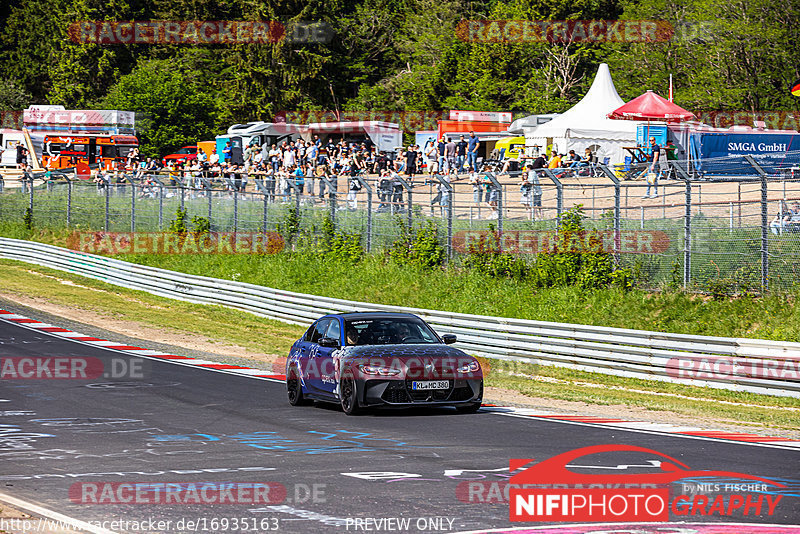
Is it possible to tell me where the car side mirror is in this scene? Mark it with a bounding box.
[442,334,457,345]
[319,337,340,348]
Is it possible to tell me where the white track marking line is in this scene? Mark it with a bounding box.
[0,490,119,534]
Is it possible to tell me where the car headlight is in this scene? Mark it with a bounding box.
[457,360,480,373]
[358,364,401,376]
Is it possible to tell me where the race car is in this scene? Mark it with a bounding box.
[285,312,483,415]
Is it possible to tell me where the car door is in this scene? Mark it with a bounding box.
[292,319,328,389]
[302,318,335,397]
[313,318,342,396]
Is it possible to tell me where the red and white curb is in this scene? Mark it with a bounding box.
[0,309,286,382]
[1,308,798,451]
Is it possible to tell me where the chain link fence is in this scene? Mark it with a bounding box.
[2,152,800,293]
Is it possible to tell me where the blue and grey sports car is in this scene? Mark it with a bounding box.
[286,312,483,414]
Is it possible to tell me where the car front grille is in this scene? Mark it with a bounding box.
[449,385,474,402]
[381,381,411,403]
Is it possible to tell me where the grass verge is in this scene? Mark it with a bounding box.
[0,258,303,357]
[0,257,797,431]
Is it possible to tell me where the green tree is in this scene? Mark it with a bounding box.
[103,59,220,157]
[0,79,33,109]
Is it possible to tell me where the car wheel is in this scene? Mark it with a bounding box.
[340,373,362,415]
[287,368,309,406]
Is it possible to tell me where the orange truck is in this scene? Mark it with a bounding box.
[42,133,139,170]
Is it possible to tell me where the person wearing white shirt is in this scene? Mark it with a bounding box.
[283,148,296,169]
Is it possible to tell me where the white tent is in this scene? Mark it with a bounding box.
[524,63,638,164]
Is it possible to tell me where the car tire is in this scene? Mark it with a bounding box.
[340,373,362,415]
[287,368,309,406]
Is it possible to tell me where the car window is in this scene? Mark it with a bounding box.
[344,318,439,345]
[324,320,341,343]
[310,319,332,344]
[302,324,316,342]
[305,319,331,344]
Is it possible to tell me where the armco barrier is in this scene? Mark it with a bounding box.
[0,237,798,397]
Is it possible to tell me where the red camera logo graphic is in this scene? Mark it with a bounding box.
[509,444,784,522]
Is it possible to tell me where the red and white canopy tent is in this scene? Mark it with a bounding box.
[608,90,696,163]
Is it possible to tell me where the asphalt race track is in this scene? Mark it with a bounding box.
[0,309,798,534]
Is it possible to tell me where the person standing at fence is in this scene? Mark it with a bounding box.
[263,163,276,202]
[390,168,404,209]
[437,136,447,174]
[644,136,660,199]
[405,145,418,178]
[467,131,480,171]
[305,158,316,199]
[347,174,362,210]
[445,137,457,178]
[456,135,468,173]
[293,164,305,197]
[484,173,499,219]
[469,168,483,205]
[520,166,534,218]
[283,144,296,170]
[424,139,437,175]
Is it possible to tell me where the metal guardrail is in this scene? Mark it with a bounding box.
[0,237,797,397]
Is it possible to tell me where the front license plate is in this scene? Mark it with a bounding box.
[412,380,450,390]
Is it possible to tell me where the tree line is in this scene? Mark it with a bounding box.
[1,0,798,156]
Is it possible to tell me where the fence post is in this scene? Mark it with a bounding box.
[234,190,239,235]
[66,177,73,227]
[179,173,185,212]
[391,175,414,229]
[484,173,504,233]
[28,172,34,213]
[263,191,268,234]
[433,174,454,260]
[598,165,621,262]
[104,175,110,232]
[542,169,562,230]
[294,184,301,226]
[355,175,373,253]
[744,155,769,290]
[729,202,733,232]
[130,176,136,232]
[683,179,691,288]
[158,183,164,229]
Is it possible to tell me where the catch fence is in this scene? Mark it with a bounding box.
[1,153,800,292]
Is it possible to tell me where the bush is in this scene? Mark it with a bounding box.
[531,205,632,290]
[388,218,445,270]
[463,226,530,280]
[319,215,363,263]
[168,207,188,236]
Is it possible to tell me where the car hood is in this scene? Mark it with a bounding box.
[343,344,469,359]
[339,344,481,379]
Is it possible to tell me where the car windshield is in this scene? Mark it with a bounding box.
[344,318,440,346]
